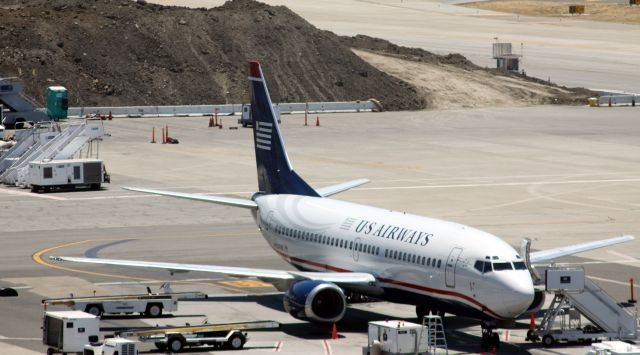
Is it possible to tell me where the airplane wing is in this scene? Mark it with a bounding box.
[123,187,257,209]
[48,256,376,287]
[315,179,369,197]
[530,235,634,263]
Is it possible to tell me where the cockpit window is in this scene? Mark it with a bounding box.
[492,262,513,271]
[474,260,492,273]
[513,261,527,270]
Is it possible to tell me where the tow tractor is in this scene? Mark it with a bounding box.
[118,320,280,352]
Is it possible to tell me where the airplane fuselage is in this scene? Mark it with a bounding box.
[253,194,535,321]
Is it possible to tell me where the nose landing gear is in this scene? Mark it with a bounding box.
[481,323,500,350]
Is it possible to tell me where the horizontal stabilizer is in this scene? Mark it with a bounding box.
[530,235,635,263]
[123,187,257,209]
[315,178,370,197]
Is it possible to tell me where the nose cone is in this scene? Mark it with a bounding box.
[501,273,535,318]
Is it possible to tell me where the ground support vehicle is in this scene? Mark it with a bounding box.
[43,291,206,317]
[83,337,138,355]
[28,159,109,192]
[43,311,99,355]
[120,320,279,352]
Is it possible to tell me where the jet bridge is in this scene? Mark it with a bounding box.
[0,77,48,128]
[529,266,637,347]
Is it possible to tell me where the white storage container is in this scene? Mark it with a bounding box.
[43,311,99,355]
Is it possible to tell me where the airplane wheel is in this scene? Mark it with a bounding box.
[226,333,245,350]
[85,304,102,316]
[168,336,185,352]
[543,334,555,347]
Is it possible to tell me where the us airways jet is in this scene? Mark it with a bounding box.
[52,61,634,349]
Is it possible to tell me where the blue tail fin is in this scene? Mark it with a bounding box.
[248,61,320,197]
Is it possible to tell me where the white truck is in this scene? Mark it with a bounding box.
[43,290,206,317]
[83,337,138,355]
[237,103,280,127]
[28,159,110,192]
[43,311,100,355]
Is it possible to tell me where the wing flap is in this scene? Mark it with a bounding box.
[530,235,635,263]
[315,179,369,197]
[123,187,257,209]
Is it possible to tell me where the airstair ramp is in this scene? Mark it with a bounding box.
[0,130,60,182]
[0,78,38,112]
[0,123,84,185]
[542,266,637,340]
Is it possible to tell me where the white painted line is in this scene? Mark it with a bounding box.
[322,339,333,355]
[0,335,40,341]
[64,195,155,201]
[4,286,32,290]
[0,188,66,200]
[607,250,640,263]
[273,340,282,352]
[588,276,639,289]
[355,178,640,191]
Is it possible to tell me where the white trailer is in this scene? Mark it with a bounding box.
[28,159,109,192]
[367,320,428,355]
[83,337,139,355]
[43,291,206,317]
[121,320,279,353]
[43,311,100,355]
[237,103,280,127]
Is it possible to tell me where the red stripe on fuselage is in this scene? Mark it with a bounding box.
[274,249,504,319]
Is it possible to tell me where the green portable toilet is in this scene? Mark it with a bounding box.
[47,86,68,120]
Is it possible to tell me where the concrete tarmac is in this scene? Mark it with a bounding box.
[1,106,639,354]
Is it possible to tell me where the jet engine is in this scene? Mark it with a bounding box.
[283,280,346,323]
[526,289,546,313]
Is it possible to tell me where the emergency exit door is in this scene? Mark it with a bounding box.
[445,247,463,288]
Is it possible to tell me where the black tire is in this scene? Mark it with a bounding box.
[242,122,248,127]
[543,334,555,347]
[85,304,102,316]
[90,183,100,190]
[492,333,500,349]
[145,303,163,317]
[47,348,55,355]
[168,336,185,353]
[154,342,167,351]
[225,333,245,350]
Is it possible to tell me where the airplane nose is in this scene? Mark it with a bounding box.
[501,275,535,317]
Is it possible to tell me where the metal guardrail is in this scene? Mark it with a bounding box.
[67,101,378,118]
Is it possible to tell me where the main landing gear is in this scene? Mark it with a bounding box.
[481,323,500,350]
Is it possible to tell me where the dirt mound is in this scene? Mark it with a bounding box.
[0,0,424,110]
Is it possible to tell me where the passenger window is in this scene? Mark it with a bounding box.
[412,255,416,263]
[349,241,353,249]
[384,249,388,257]
[427,257,431,266]
[402,253,407,262]
[393,250,398,259]
[422,256,426,265]
[437,259,442,268]
[432,258,436,267]
[376,247,380,255]
[339,240,343,248]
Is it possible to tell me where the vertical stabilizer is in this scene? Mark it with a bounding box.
[248,61,319,197]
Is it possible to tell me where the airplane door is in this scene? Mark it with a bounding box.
[353,237,361,262]
[445,247,463,288]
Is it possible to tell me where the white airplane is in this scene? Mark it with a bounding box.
[52,61,634,349]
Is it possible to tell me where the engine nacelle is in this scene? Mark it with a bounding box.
[526,289,546,313]
[283,280,346,323]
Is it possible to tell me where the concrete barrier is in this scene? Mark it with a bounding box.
[68,100,377,118]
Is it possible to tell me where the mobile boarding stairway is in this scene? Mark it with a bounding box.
[0,77,48,127]
[0,121,104,186]
[529,266,637,346]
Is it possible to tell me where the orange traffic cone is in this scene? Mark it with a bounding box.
[209,116,214,127]
[108,111,112,121]
[151,127,156,143]
[315,116,320,126]
[529,312,535,331]
[331,323,338,340]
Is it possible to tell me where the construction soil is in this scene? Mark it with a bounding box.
[0,0,591,112]
[464,0,640,25]
[343,35,592,109]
